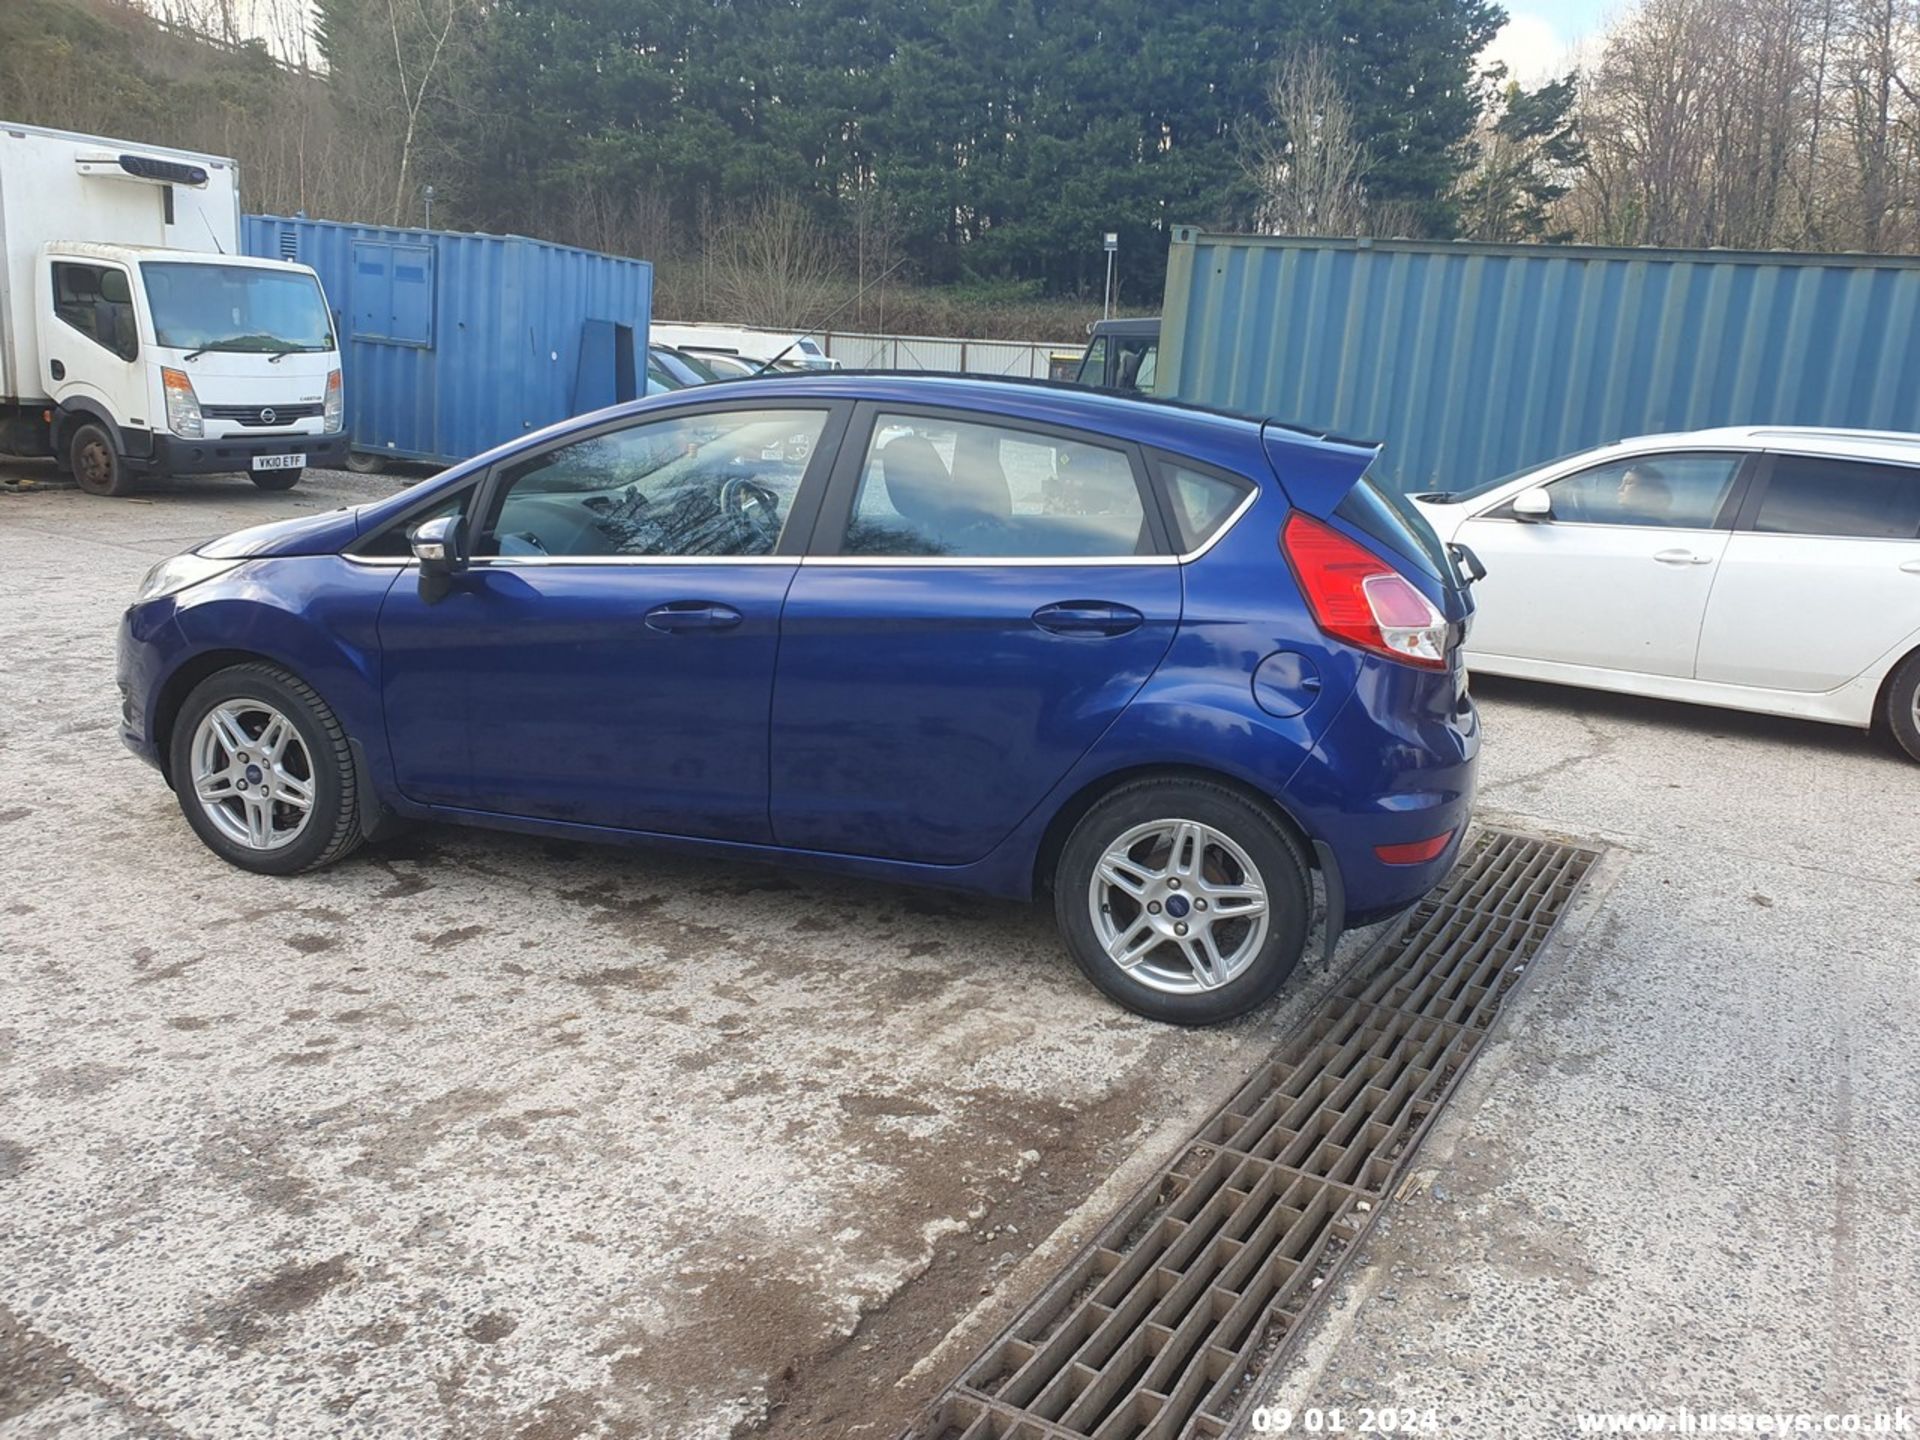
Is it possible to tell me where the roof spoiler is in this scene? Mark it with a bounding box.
[1259,420,1383,519]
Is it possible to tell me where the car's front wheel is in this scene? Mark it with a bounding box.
[1055,779,1310,1025]
[168,663,363,875]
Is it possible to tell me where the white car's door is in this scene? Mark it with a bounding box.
[1697,451,1920,692]
[1454,451,1750,677]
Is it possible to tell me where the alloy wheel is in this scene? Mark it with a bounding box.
[1087,818,1270,994]
[189,700,316,851]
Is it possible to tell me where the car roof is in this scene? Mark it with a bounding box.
[1607,424,1920,464]
[622,370,1358,464]
[1089,318,1162,338]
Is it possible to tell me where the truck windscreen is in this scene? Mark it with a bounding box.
[141,264,335,354]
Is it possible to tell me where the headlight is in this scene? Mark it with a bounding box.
[136,552,240,604]
[324,368,343,431]
[162,367,203,439]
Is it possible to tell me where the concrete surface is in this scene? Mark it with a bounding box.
[3,460,1915,1438]
[1253,678,1920,1434]
[0,463,1312,1439]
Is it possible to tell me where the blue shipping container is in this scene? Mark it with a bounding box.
[1158,227,1920,493]
[244,215,653,468]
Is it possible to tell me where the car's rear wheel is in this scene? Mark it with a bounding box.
[1883,651,1920,763]
[168,663,363,875]
[1055,779,1310,1025]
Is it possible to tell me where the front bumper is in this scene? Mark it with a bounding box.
[133,430,349,476]
[116,598,183,771]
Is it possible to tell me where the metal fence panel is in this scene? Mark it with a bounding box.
[1158,227,1920,493]
[721,324,1078,380]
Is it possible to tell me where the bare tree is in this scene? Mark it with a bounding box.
[706,197,846,329]
[1241,47,1371,237]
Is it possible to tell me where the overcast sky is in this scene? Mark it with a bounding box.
[1482,1,1613,84]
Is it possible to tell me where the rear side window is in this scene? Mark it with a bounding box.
[1336,475,1452,583]
[844,413,1151,558]
[1755,455,1920,540]
[1157,460,1254,552]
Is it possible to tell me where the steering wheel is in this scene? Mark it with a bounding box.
[719,475,783,546]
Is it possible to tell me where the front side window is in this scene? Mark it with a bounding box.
[1542,452,1742,529]
[141,262,334,355]
[1755,455,1920,540]
[482,408,827,559]
[844,413,1149,558]
[52,263,138,361]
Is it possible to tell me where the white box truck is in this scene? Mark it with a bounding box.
[0,122,346,495]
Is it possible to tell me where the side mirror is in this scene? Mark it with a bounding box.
[411,514,468,600]
[1512,486,1553,522]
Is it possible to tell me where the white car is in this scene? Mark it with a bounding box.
[1412,427,1920,761]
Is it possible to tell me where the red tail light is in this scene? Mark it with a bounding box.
[1280,513,1449,669]
[1375,830,1455,865]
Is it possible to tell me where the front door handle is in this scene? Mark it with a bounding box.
[644,600,743,633]
[1031,601,1145,636]
[1653,548,1713,566]
[1900,559,1920,575]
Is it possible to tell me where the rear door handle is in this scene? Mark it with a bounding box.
[1032,601,1144,636]
[1653,548,1713,566]
[644,600,743,632]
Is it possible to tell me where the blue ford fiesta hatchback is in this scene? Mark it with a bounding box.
[118,375,1477,1024]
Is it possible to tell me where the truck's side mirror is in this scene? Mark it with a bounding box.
[1512,486,1553,522]
[411,514,469,601]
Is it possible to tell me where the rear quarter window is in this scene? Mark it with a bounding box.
[1755,454,1920,539]
[1154,459,1255,552]
[1337,475,1454,584]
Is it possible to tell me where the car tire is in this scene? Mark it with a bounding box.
[250,468,304,491]
[1883,651,1920,764]
[70,422,135,497]
[1054,778,1311,1025]
[168,663,364,876]
[345,451,387,475]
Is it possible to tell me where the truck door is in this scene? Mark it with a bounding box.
[39,259,145,449]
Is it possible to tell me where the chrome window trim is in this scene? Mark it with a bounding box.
[339,483,1260,569]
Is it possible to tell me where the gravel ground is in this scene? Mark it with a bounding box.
[1250,678,1920,1434]
[0,463,1327,1439]
[3,459,1915,1438]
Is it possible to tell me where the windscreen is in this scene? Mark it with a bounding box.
[142,263,335,354]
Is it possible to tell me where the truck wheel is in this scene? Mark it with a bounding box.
[345,451,386,475]
[250,468,304,492]
[71,423,135,497]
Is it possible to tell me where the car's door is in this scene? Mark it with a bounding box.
[1696,451,1920,692]
[375,400,847,839]
[769,404,1183,865]
[1453,451,1752,677]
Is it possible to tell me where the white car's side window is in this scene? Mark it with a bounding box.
[1542,453,1742,529]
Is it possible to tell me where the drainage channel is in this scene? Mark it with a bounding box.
[907,828,1600,1440]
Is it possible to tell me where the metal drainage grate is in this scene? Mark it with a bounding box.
[911,829,1599,1440]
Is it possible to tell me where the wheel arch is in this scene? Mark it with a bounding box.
[1030,762,1320,898]
[151,648,288,782]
